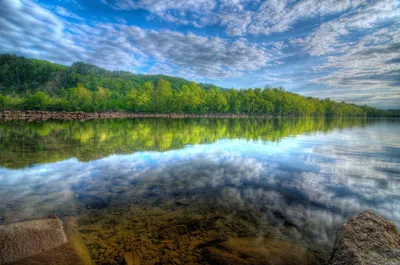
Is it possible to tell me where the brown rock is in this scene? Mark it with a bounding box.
[124,252,134,265]
[62,217,94,265]
[202,237,319,265]
[124,251,140,265]
[188,240,200,252]
[329,210,400,265]
[0,111,270,121]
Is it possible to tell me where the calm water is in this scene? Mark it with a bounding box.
[0,117,399,264]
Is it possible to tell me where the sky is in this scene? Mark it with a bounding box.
[0,0,399,109]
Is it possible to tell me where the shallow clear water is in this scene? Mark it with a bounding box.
[0,117,399,264]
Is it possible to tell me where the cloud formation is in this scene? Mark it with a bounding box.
[220,0,363,36]
[54,6,84,20]
[0,0,78,63]
[292,0,400,56]
[125,27,270,77]
[307,23,400,108]
[0,0,270,78]
[106,0,397,38]
[0,0,399,107]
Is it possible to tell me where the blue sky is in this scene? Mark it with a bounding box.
[0,0,399,109]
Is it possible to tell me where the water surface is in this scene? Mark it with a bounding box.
[0,118,399,264]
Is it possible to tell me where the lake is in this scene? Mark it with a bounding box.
[0,117,399,264]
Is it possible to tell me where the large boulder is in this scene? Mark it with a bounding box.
[0,216,94,265]
[0,216,67,264]
[329,210,400,265]
[202,237,320,265]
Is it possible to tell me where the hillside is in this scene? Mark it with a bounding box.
[0,54,397,117]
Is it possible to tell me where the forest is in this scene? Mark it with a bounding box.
[0,54,398,117]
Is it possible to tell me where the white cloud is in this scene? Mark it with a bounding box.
[222,0,364,36]
[292,0,399,56]
[126,28,270,77]
[54,6,84,20]
[109,0,369,36]
[0,0,271,78]
[0,0,83,64]
[115,0,216,13]
[308,24,400,108]
[56,0,84,9]
[263,71,292,83]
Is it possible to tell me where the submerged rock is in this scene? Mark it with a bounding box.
[202,237,320,265]
[78,194,108,209]
[124,251,140,265]
[329,210,400,265]
[0,216,94,265]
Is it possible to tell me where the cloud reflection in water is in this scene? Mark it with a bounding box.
[0,122,399,245]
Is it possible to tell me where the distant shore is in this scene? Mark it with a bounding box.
[0,110,283,121]
[1,111,396,121]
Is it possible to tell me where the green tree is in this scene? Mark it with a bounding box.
[68,83,93,111]
[93,86,111,111]
[227,89,242,114]
[177,82,204,113]
[154,79,173,113]
[127,83,152,112]
[25,91,51,110]
[0,94,5,110]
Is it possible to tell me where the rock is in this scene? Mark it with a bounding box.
[171,257,182,264]
[111,186,129,194]
[0,216,67,264]
[0,111,260,121]
[202,237,319,265]
[78,194,108,209]
[61,217,94,265]
[190,230,201,236]
[124,251,140,265]
[5,216,94,265]
[329,210,400,265]
[104,248,115,258]
[112,178,129,186]
[147,257,159,265]
[188,240,200,251]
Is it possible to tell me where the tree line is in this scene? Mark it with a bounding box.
[0,54,398,116]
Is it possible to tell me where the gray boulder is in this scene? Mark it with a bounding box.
[0,216,94,265]
[329,210,400,265]
[0,216,67,264]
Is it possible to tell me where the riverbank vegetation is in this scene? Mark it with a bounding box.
[0,54,398,116]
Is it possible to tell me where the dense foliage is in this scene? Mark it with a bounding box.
[0,54,397,116]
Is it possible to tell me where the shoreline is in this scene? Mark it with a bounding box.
[0,110,284,121]
[0,110,394,121]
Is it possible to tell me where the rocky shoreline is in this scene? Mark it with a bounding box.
[1,210,398,265]
[0,111,278,121]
